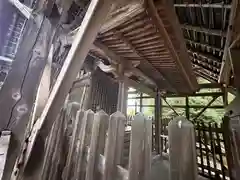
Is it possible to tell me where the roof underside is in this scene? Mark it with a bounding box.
[90,0,199,94]
[174,0,232,83]
[2,0,239,95]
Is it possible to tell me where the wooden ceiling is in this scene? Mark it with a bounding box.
[90,0,199,94]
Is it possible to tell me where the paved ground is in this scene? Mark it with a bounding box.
[150,156,208,180]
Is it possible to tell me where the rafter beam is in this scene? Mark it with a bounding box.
[112,30,176,91]
[185,39,224,53]
[192,63,219,77]
[93,40,158,87]
[182,24,226,37]
[8,0,33,19]
[188,50,222,65]
[146,0,195,91]
[219,0,239,84]
[194,71,218,82]
[174,4,231,9]
[192,62,219,76]
[191,55,220,71]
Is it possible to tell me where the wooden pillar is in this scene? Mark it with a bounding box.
[117,81,128,115]
[117,63,128,115]
[154,90,161,154]
[140,92,143,113]
[186,97,190,120]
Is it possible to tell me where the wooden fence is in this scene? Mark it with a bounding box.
[160,118,231,179]
[41,103,152,180]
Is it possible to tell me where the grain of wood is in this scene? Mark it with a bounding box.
[73,110,94,180]
[85,110,109,180]
[102,111,126,180]
[62,105,83,180]
[128,113,145,180]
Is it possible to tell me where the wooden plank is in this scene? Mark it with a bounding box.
[21,0,114,174]
[61,105,83,180]
[154,91,160,154]
[0,131,11,180]
[3,17,55,180]
[102,111,125,180]
[202,123,211,178]
[128,113,145,180]
[41,109,65,180]
[219,0,238,84]
[46,108,66,180]
[73,110,94,180]
[143,117,152,180]
[85,110,109,180]
[215,123,226,179]
[197,123,204,175]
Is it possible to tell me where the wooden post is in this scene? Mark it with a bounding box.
[140,93,143,113]
[61,105,83,180]
[186,97,190,120]
[154,91,160,154]
[73,110,94,179]
[168,117,198,180]
[128,113,152,180]
[85,111,109,180]
[103,111,125,180]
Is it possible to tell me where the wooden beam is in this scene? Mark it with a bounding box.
[219,0,238,84]
[12,0,114,177]
[182,24,226,37]
[229,48,240,88]
[164,92,224,97]
[199,83,222,89]
[100,1,144,33]
[126,78,156,97]
[154,91,160,154]
[162,105,224,109]
[185,39,223,53]
[174,4,231,9]
[193,96,219,121]
[8,0,33,19]
[194,71,218,82]
[146,0,195,91]
[113,30,175,91]
[188,50,222,65]
[93,41,158,87]
[192,63,219,77]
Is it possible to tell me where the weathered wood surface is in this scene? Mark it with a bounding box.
[0,131,11,180]
[103,111,125,180]
[85,110,109,180]
[0,16,56,180]
[19,105,153,180]
[21,1,114,175]
[73,110,94,180]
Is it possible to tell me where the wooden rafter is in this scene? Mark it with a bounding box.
[188,50,222,66]
[174,4,231,9]
[191,58,220,73]
[219,0,239,84]
[182,24,226,37]
[145,0,195,91]
[185,39,224,53]
[112,30,176,91]
[93,40,159,88]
